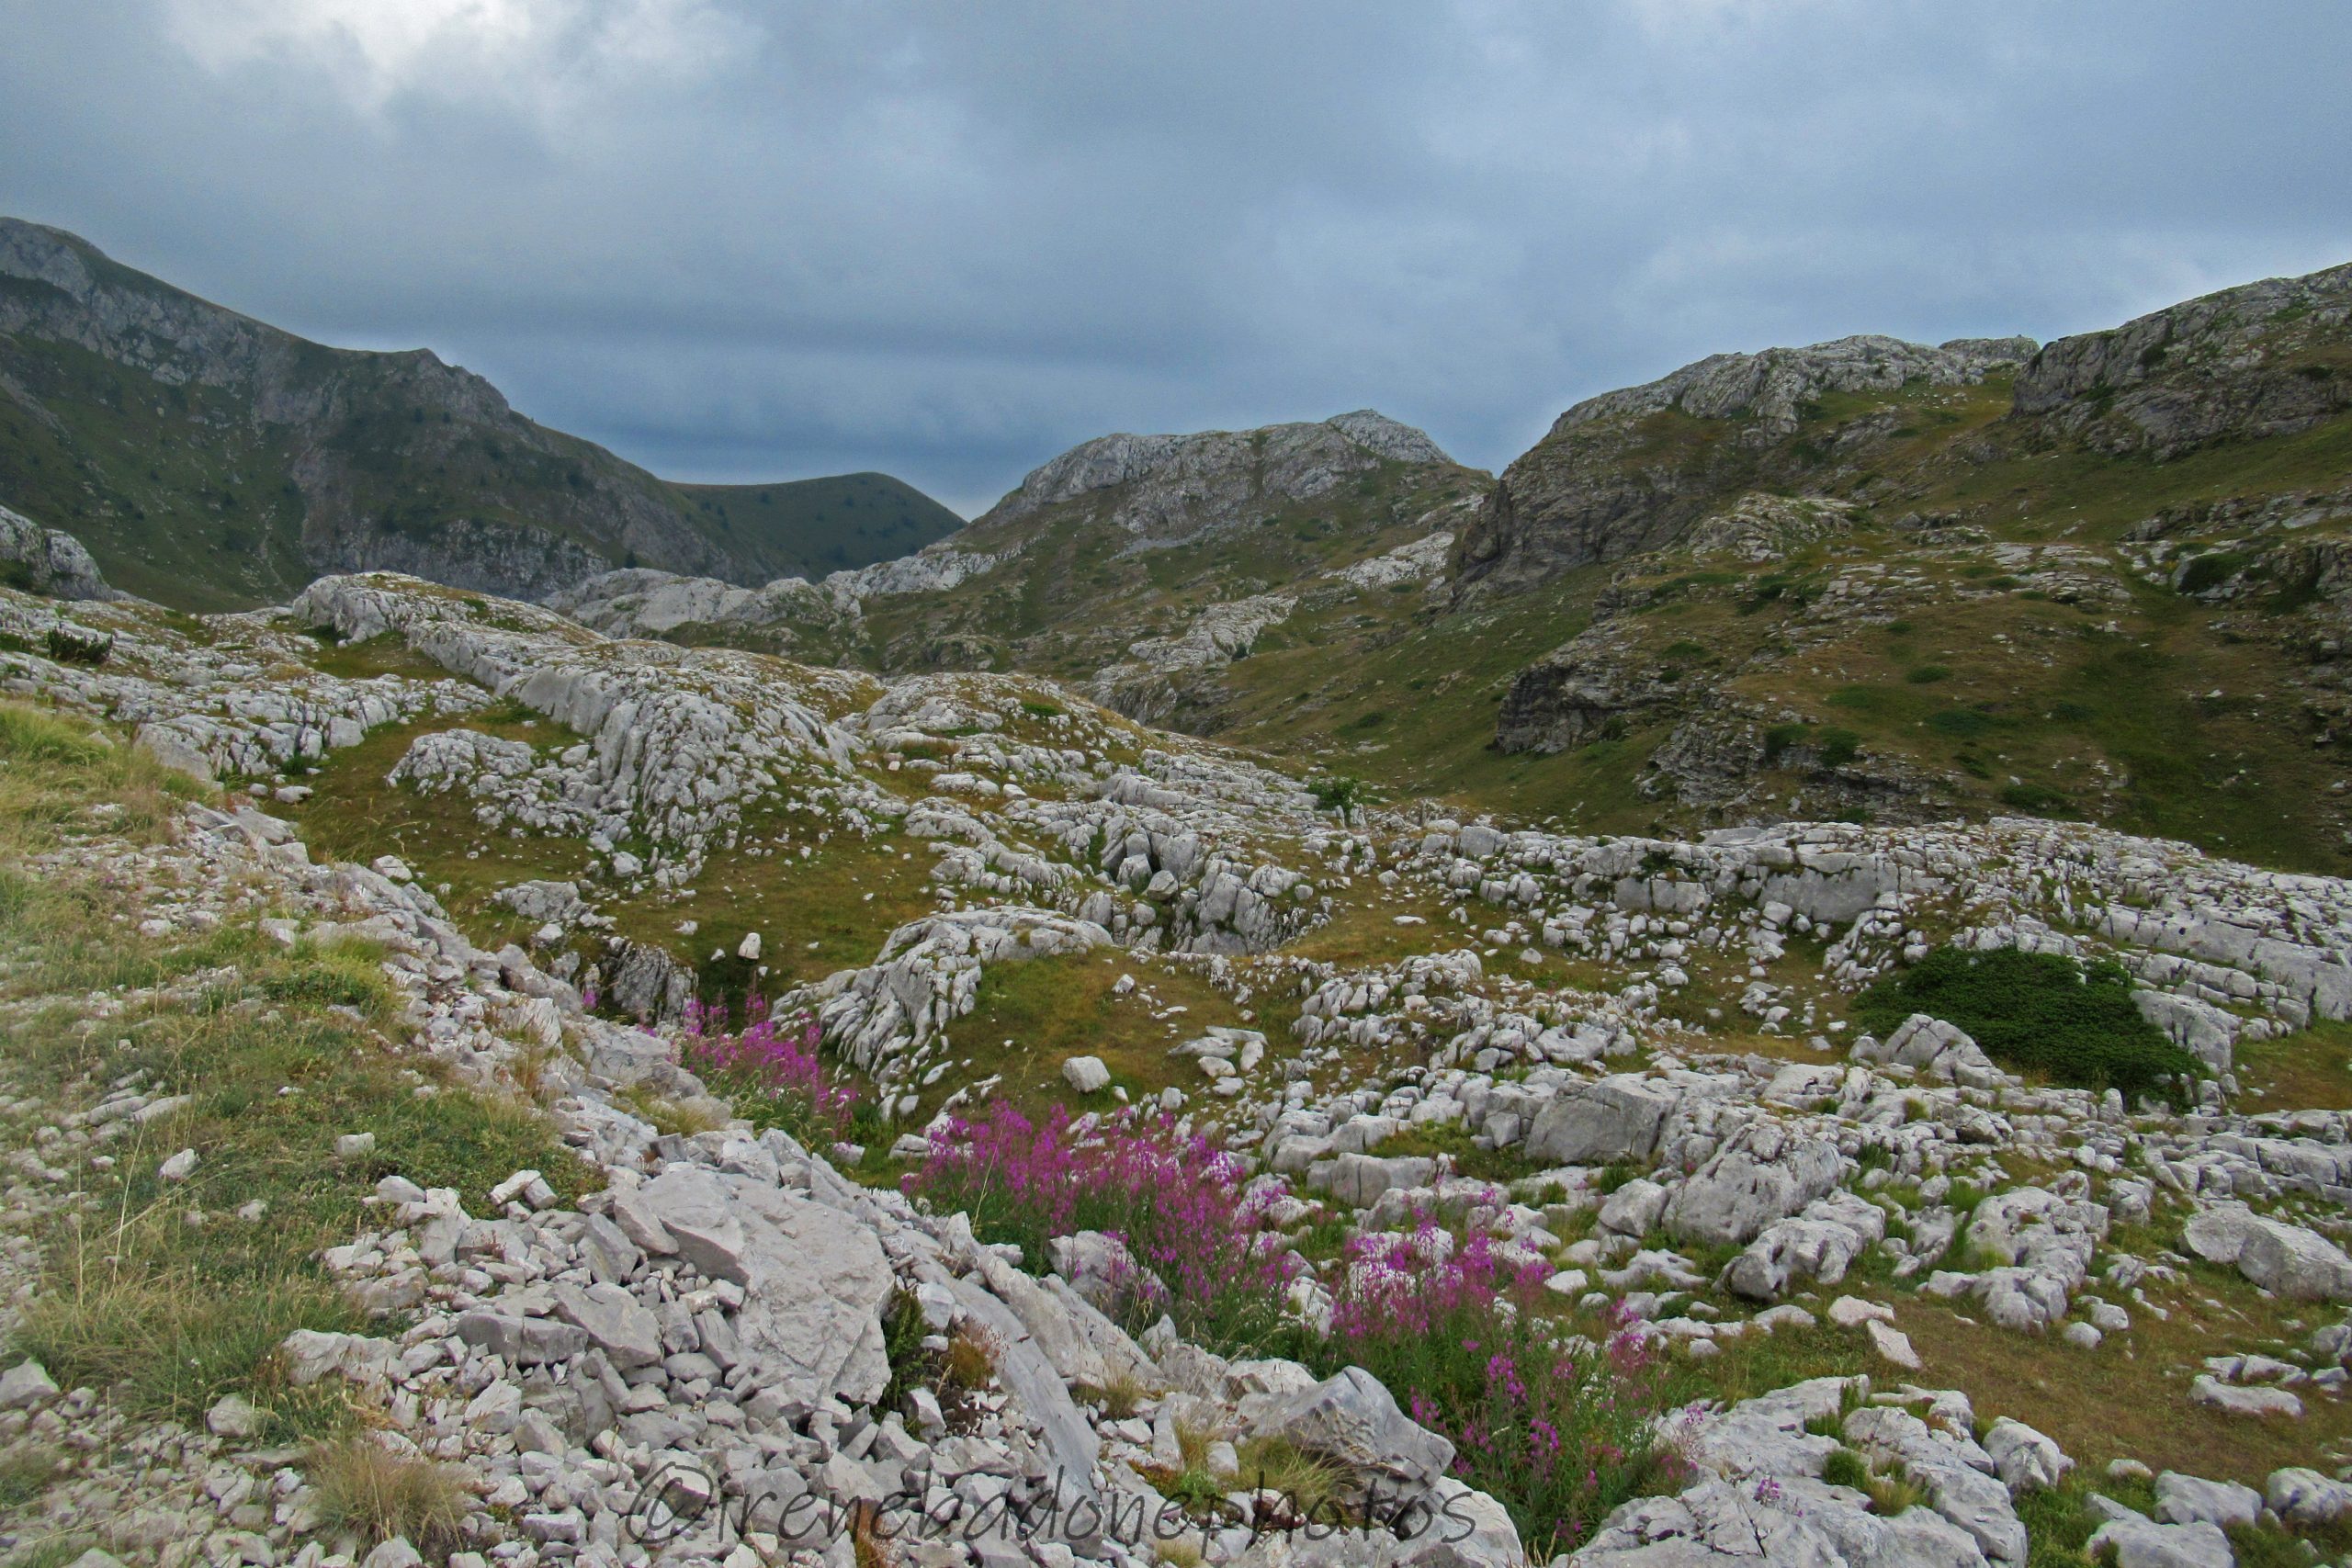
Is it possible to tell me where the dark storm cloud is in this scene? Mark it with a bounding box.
[5,0,2349,515]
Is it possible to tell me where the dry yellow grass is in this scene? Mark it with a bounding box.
[1887,1267,2352,1486]
[305,1437,470,1551]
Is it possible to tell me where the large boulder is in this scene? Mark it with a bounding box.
[628,1167,894,1407]
[0,503,118,601]
[2267,1467,2352,1527]
[1722,1192,1886,1301]
[1248,1366,1454,1488]
[2236,1220,2352,1303]
[1568,1475,1988,1566]
[1843,1404,2027,1565]
[2184,1202,2352,1301]
[2083,1514,2233,1568]
[1858,1014,2003,1088]
[1981,1418,2071,1496]
[2153,1472,2260,1531]
[1662,1121,1846,1248]
[1968,1188,2109,1289]
[548,1280,662,1371]
[1522,1076,1677,1166]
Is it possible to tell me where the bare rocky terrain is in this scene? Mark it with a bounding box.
[3,557,2352,1568]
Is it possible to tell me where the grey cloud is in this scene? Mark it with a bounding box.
[4,0,2349,516]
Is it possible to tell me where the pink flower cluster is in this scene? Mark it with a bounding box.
[907,1103,1298,1337]
[680,994,856,1141]
[1329,1223,1684,1557]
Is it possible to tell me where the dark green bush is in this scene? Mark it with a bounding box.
[1307,774,1364,815]
[1853,946,2202,1100]
[1818,728,1861,767]
[1999,781,2075,816]
[1928,707,1997,739]
[1763,723,1809,763]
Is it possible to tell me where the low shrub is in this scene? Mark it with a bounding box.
[1927,706,1998,739]
[1998,781,2075,816]
[1308,774,1365,816]
[1818,728,1862,768]
[1852,945,2202,1100]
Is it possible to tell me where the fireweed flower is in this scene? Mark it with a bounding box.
[677,993,857,1143]
[906,1102,1301,1344]
[1324,1225,1679,1558]
[909,1108,1681,1556]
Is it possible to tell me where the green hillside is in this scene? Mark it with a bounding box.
[0,217,960,608]
[673,472,964,580]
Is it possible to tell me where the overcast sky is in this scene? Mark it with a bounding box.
[5,1,2349,516]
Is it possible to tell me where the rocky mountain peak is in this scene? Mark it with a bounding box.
[0,217,963,605]
[980,410,1459,541]
[1561,332,2037,443]
[2013,261,2352,456]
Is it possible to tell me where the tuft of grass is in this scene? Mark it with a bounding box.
[1084,1366,1153,1421]
[942,1325,997,1394]
[1234,1435,1351,1517]
[0,1446,62,1509]
[1821,1447,1869,1490]
[304,1437,470,1552]
[13,1267,360,1438]
[617,1085,730,1138]
[0,701,207,852]
[254,935,399,1021]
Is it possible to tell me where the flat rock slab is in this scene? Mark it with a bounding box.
[632,1167,894,1409]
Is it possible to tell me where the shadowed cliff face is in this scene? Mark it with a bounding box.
[0,218,960,608]
[2008,261,2352,456]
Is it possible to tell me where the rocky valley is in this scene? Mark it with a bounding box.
[4,243,2352,1568]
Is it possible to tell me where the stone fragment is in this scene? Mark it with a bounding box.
[1250,1366,1453,1487]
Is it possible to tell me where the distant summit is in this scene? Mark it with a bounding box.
[978,410,1457,544]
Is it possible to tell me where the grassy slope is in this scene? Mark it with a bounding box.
[0,333,314,609]
[0,703,586,1447]
[1235,375,2352,874]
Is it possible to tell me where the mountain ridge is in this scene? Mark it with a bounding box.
[9,225,2352,874]
[0,216,963,606]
